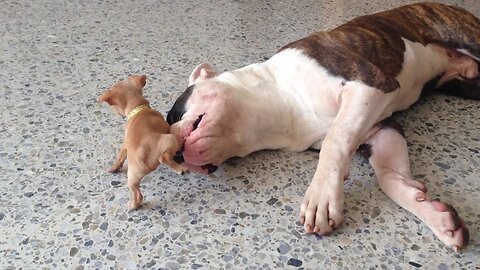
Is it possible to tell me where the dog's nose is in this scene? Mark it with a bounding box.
[173,151,184,163]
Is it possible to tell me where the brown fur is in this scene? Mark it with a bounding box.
[99,75,187,209]
[279,2,480,92]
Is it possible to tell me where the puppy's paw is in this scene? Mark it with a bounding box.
[107,164,123,173]
[299,181,344,235]
[168,163,189,175]
[128,199,142,209]
[175,166,189,175]
[108,166,122,173]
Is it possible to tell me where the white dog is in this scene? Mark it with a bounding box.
[167,2,478,251]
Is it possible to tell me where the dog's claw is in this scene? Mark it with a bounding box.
[329,219,335,228]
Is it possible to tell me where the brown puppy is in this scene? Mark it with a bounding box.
[99,75,187,209]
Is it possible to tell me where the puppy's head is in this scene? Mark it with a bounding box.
[98,75,147,116]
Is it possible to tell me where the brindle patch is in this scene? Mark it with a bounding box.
[377,118,406,138]
[357,143,373,160]
[279,2,480,92]
[357,119,405,160]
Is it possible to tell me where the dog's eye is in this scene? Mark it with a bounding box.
[167,85,195,125]
[192,114,205,130]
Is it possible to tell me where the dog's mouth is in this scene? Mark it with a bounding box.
[173,152,218,174]
[173,113,218,174]
[192,113,204,131]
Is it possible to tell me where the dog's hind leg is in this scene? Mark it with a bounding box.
[364,123,469,251]
[434,49,480,100]
[422,4,480,100]
[437,73,480,100]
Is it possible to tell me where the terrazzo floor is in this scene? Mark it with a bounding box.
[1,0,479,269]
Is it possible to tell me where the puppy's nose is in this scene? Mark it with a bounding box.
[173,151,184,164]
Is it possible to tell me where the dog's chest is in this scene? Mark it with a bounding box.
[265,49,346,151]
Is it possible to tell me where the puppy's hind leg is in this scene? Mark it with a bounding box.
[364,123,469,251]
[108,143,127,173]
[127,167,145,209]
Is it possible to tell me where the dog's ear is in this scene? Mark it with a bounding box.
[98,91,119,106]
[189,63,216,86]
[131,74,147,89]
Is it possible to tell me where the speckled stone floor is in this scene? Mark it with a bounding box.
[1,0,479,269]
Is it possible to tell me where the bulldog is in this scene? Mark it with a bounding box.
[167,2,479,251]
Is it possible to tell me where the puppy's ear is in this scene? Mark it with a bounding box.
[189,63,216,86]
[131,74,147,89]
[98,91,118,106]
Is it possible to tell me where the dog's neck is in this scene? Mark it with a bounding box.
[127,104,150,121]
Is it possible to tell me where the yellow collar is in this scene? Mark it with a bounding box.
[127,104,150,120]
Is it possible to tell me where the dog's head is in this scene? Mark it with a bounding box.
[167,63,245,174]
[98,75,148,116]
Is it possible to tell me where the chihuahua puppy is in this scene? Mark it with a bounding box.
[99,75,187,209]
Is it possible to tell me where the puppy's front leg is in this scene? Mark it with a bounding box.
[300,84,396,235]
[108,143,127,173]
[158,134,188,174]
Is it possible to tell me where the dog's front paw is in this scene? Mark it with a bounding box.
[299,181,344,235]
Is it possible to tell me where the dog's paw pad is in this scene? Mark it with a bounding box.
[421,199,469,250]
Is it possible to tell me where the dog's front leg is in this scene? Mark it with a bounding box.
[300,83,395,235]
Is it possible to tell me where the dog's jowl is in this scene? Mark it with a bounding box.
[168,2,478,251]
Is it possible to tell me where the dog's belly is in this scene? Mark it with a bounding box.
[268,38,451,152]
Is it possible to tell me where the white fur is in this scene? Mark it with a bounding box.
[389,38,450,114]
[457,48,480,62]
[172,34,471,243]
[212,41,452,153]
[215,49,346,152]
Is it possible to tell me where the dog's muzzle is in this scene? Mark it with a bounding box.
[173,151,218,174]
